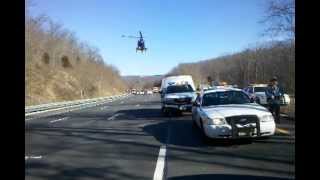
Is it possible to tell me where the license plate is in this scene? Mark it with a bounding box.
[238,128,255,136]
[238,132,248,136]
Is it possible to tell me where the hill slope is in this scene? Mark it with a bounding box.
[25,13,127,106]
[122,75,163,90]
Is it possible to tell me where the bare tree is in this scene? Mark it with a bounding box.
[261,0,295,39]
[168,40,294,93]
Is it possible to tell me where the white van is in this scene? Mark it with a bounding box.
[160,75,196,92]
[160,75,197,115]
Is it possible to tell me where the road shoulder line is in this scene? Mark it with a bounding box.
[153,145,167,180]
[50,117,68,123]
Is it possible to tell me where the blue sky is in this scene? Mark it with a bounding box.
[29,0,269,76]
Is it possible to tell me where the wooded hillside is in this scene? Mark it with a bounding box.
[25,4,127,106]
[168,40,295,94]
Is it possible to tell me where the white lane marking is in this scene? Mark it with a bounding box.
[136,104,140,107]
[107,113,122,120]
[25,155,42,160]
[50,117,68,123]
[153,145,167,180]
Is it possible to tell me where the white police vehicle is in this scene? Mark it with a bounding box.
[192,87,276,139]
[243,84,290,106]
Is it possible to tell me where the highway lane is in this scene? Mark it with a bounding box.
[25,94,295,180]
[26,94,167,180]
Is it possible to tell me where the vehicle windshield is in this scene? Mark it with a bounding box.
[202,91,251,106]
[166,84,194,94]
[254,86,267,92]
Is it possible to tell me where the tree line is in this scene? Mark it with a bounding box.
[167,40,295,94]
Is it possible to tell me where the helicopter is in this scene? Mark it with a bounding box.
[122,31,147,53]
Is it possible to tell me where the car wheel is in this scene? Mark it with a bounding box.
[165,108,172,117]
[192,118,197,128]
[176,110,182,116]
[161,107,168,116]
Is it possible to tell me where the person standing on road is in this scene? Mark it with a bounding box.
[265,77,283,124]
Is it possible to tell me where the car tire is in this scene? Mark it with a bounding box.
[161,107,168,116]
[192,118,197,128]
[164,108,172,117]
[176,110,182,116]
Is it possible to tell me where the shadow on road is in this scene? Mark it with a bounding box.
[168,174,293,180]
[114,108,166,121]
[143,117,252,148]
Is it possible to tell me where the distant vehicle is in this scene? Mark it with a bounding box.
[243,84,290,105]
[147,90,153,95]
[153,87,159,93]
[160,75,197,115]
[192,87,276,140]
[131,89,137,94]
[199,84,211,92]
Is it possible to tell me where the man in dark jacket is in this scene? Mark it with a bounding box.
[265,77,283,123]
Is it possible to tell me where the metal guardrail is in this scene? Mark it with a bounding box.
[25,94,129,114]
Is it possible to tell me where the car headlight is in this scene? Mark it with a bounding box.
[203,116,226,125]
[260,114,274,122]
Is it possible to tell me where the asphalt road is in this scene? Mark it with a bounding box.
[25,94,295,180]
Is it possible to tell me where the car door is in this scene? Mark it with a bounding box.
[192,94,201,126]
